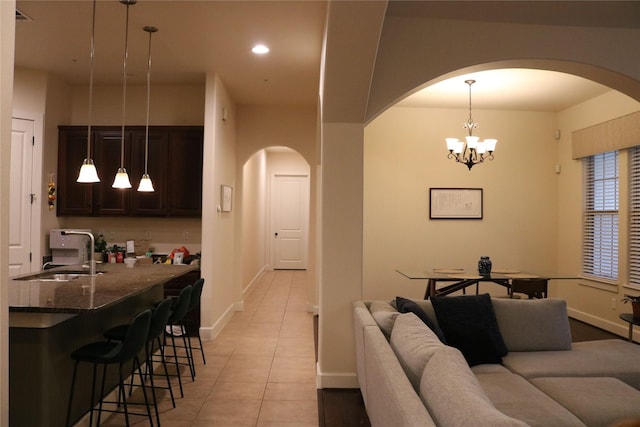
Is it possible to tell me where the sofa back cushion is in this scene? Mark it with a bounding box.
[420,345,529,427]
[390,312,446,391]
[370,300,400,339]
[491,298,572,351]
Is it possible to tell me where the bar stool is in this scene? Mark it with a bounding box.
[165,285,193,396]
[185,278,206,366]
[66,309,153,427]
[104,297,176,425]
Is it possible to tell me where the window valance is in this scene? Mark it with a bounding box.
[572,111,640,159]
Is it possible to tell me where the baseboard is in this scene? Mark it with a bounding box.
[200,303,235,341]
[316,362,359,389]
[567,307,629,339]
[242,265,267,300]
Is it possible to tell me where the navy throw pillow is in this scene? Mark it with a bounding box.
[395,296,447,343]
[430,294,507,366]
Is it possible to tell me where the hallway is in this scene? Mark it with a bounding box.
[122,269,318,426]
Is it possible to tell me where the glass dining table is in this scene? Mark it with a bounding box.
[395,268,577,299]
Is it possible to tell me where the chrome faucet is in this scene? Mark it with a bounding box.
[61,230,96,276]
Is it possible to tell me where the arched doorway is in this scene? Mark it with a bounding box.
[240,146,312,307]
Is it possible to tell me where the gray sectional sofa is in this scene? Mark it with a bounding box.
[353,297,640,427]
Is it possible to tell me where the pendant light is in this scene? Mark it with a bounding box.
[77,0,100,183]
[112,0,136,189]
[137,26,158,192]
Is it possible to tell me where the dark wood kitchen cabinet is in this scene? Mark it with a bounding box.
[130,129,169,216]
[57,125,203,217]
[57,127,93,215]
[93,129,131,216]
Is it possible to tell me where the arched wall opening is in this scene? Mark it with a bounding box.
[362,62,640,335]
[239,146,314,311]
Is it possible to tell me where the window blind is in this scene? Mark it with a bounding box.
[583,151,618,280]
[629,147,640,286]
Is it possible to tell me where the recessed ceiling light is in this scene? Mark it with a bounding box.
[252,44,269,55]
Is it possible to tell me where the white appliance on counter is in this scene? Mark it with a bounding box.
[49,229,91,266]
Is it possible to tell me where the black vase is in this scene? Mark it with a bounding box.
[478,256,492,275]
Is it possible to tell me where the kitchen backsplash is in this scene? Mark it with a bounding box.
[56,216,202,255]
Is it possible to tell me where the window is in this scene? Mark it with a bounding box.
[583,151,618,280]
[629,147,640,286]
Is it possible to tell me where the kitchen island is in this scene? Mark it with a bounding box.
[9,262,199,427]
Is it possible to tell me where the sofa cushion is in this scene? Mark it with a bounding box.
[502,339,640,389]
[390,312,445,391]
[491,298,572,351]
[395,296,447,343]
[531,377,640,427]
[419,346,528,427]
[370,300,400,339]
[363,326,437,427]
[431,294,508,366]
[476,372,585,426]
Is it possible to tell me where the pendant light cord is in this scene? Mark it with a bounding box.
[144,27,153,175]
[86,0,96,160]
[120,2,131,169]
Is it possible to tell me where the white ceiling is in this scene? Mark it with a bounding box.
[14,0,327,106]
[397,69,611,112]
[13,1,619,111]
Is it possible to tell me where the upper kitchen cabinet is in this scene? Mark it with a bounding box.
[93,129,131,216]
[57,126,203,217]
[57,127,94,215]
[166,128,204,217]
[130,129,169,216]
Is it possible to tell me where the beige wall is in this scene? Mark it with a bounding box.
[70,84,205,125]
[201,72,237,339]
[241,150,267,294]
[364,106,558,300]
[1,1,15,422]
[556,91,640,336]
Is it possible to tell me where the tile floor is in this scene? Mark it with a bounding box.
[100,269,318,426]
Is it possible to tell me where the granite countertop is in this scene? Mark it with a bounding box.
[9,262,198,314]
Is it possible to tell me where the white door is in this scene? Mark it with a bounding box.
[271,174,309,269]
[9,118,35,276]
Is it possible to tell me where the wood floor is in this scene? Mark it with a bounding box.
[316,315,623,427]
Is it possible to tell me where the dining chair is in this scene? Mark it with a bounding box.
[510,278,548,299]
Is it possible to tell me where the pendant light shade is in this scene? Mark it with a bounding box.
[77,0,100,183]
[78,159,100,183]
[137,174,155,192]
[138,25,158,192]
[112,0,135,189]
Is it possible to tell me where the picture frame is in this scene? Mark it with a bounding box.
[221,185,233,212]
[429,187,483,219]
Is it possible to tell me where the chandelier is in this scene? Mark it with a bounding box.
[445,79,497,170]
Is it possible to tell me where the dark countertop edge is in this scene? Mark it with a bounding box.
[9,264,199,314]
[9,312,77,328]
[8,281,166,314]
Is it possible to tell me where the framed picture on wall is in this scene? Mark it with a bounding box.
[221,185,233,212]
[429,187,483,219]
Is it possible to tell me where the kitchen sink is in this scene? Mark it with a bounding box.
[14,270,106,282]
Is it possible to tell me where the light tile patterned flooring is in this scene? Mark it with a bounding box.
[101,269,318,426]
